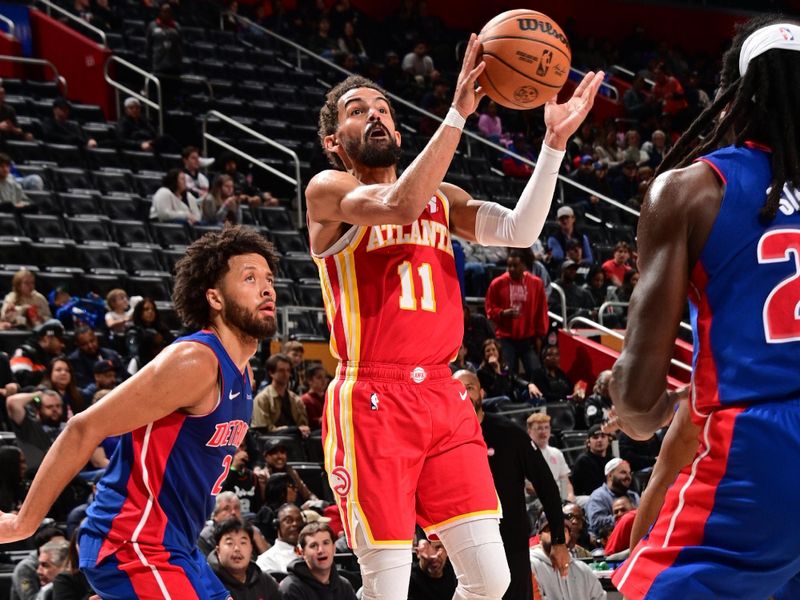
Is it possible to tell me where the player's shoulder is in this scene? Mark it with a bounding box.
[305,169,360,201]
[150,339,218,374]
[646,163,721,213]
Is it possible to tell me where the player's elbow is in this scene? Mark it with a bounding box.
[64,412,106,450]
[610,358,650,416]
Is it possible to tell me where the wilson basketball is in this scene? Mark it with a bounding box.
[477,9,571,110]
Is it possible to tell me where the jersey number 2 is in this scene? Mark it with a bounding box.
[757,228,800,343]
[211,454,233,495]
[398,261,436,312]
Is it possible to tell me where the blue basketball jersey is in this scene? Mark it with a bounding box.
[690,143,800,411]
[80,330,253,565]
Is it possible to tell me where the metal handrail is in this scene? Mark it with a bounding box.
[549,282,569,325]
[0,55,67,95]
[223,12,642,221]
[34,0,106,47]
[202,110,303,223]
[104,55,163,134]
[0,14,15,38]
[598,300,693,335]
[611,64,655,88]
[567,315,692,374]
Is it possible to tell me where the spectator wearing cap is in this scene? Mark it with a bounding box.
[548,260,596,320]
[80,359,118,401]
[586,458,639,539]
[115,96,180,155]
[300,365,327,430]
[547,206,593,264]
[252,354,311,437]
[530,512,607,600]
[1,268,51,330]
[484,248,549,380]
[208,517,281,600]
[67,326,127,389]
[10,320,65,388]
[601,241,633,287]
[256,503,305,574]
[571,424,612,497]
[567,154,597,204]
[618,426,662,473]
[0,152,31,211]
[564,238,592,285]
[41,97,97,148]
[255,438,317,504]
[5,388,65,471]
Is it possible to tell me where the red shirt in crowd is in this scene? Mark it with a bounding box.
[602,259,631,287]
[604,509,637,555]
[300,390,325,429]
[485,271,549,340]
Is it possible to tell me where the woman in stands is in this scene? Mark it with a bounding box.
[149,168,201,224]
[0,269,51,329]
[0,445,28,513]
[41,356,87,418]
[530,345,586,404]
[125,298,173,373]
[477,338,543,405]
[202,174,244,226]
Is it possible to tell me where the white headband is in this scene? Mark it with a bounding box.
[739,23,800,76]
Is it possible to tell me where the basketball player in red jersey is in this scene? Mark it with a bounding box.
[306,34,603,600]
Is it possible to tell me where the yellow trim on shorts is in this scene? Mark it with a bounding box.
[421,505,503,535]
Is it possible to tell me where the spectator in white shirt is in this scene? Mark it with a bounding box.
[527,412,576,503]
[149,168,200,223]
[256,503,304,574]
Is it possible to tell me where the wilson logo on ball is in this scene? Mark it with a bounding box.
[516,18,570,47]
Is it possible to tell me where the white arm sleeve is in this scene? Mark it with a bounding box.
[474,143,565,247]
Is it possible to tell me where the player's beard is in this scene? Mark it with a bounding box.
[344,131,401,168]
[223,299,277,341]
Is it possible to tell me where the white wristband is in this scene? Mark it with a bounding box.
[443,106,466,131]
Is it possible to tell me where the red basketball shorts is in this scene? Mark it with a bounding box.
[323,362,501,549]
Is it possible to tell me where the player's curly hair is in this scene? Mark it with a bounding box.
[318,75,398,170]
[173,226,278,331]
[658,14,800,221]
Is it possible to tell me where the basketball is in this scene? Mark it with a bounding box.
[477,9,572,110]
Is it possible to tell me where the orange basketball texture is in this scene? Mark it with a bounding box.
[477,9,572,110]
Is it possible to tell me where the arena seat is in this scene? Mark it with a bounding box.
[61,194,101,216]
[66,216,111,243]
[546,402,577,433]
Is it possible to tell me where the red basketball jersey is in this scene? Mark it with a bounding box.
[313,190,462,366]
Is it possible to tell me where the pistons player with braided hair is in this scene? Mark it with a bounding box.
[610,15,800,599]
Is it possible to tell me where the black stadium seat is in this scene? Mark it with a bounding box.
[0,213,21,235]
[149,223,191,248]
[271,231,307,255]
[30,241,75,269]
[21,214,68,241]
[257,206,294,230]
[53,167,92,192]
[66,216,110,243]
[273,279,298,306]
[281,255,318,281]
[60,193,100,216]
[126,275,171,301]
[110,220,153,246]
[100,196,139,220]
[93,170,134,195]
[81,273,124,296]
[45,143,85,169]
[119,247,163,273]
[75,243,121,271]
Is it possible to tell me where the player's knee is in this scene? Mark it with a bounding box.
[453,542,510,600]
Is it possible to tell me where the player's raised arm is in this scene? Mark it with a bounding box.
[306,34,485,232]
[448,71,605,245]
[0,341,219,542]
[610,163,718,438]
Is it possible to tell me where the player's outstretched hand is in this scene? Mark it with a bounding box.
[452,33,486,118]
[544,70,605,149]
[0,511,29,544]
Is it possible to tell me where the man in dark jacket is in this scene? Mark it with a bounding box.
[10,320,65,388]
[41,98,96,148]
[279,523,356,600]
[571,424,612,497]
[454,370,569,600]
[146,3,183,109]
[67,327,127,389]
[208,517,282,600]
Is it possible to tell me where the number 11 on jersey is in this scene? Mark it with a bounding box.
[398,261,437,312]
